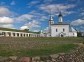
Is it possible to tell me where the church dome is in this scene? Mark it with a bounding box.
[58,12,62,17]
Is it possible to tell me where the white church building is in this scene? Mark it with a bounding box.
[47,12,77,37]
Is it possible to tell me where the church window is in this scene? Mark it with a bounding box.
[63,28,65,32]
[56,29,58,32]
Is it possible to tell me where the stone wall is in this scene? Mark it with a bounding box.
[0,46,84,62]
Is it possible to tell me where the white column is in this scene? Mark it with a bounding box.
[22,33,24,37]
[5,32,8,37]
[15,33,17,37]
[29,33,31,37]
[28,33,29,37]
[25,34,27,37]
[6,32,9,37]
[11,32,13,37]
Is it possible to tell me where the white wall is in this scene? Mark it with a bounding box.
[51,25,70,37]
[0,30,39,37]
[69,32,77,37]
[50,25,77,37]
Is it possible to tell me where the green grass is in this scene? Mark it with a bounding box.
[0,44,77,57]
[0,37,83,56]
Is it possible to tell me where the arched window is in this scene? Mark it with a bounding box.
[13,33,15,36]
[21,34,22,37]
[2,32,5,35]
[17,33,19,37]
[63,28,65,32]
[26,34,28,37]
[24,34,25,37]
[56,29,58,32]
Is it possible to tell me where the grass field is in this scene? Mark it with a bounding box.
[0,37,83,56]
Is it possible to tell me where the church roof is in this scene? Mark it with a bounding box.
[58,12,62,17]
[70,27,77,32]
[51,23,70,25]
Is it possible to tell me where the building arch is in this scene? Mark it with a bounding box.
[59,32,66,37]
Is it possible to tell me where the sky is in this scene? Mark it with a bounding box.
[0,0,84,32]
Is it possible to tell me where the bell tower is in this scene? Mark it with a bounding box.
[49,15,54,27]
[48,15,54,37]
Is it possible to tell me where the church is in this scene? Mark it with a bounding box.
[48,12,77,37]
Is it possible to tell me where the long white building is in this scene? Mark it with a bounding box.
[0,28,40,37]
[48,12,77,37]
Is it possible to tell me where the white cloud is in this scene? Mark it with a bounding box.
[0,17,14,28]
[25,20,40,28]
[0,17,13,24]
[29,11,48,21]
[39,4,75,15]
[0,7,16,28]
[29,10,43,16]
[20,26,29,30]
[41,16,48,20]
[0,7,12,17]
[16,14,34,21]
[81,11,84,16]
[10,1,16,5]
[27,1,40,8]
[28,1,39,5]
[20,20,40,31]
[33,30,40,32]
[17,11,48,22]
[39,16,48,21]
[43,27,49,33]
[43,0,53,3]
[71,19,84,26]
[0,24,14,28]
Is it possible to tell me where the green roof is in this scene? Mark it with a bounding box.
[0,27,28,32]
[28,31,40,34]
[0,27,40,34]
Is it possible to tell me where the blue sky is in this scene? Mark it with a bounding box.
[0,0,84,32]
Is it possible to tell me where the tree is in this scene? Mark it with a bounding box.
[24,29,29,32]
[77,32,82,37]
